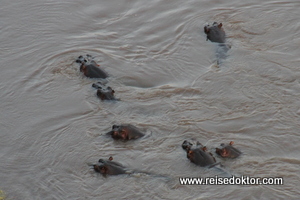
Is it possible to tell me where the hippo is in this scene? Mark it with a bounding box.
[204,22,230,65]
[216,141,241,159]
[76,54,108,78]
[92,157,127,176]
[182,140,217,167]
[204,22,226,43]
[92,82,118,101]
[91,157,170,179]
[106,124,144,140]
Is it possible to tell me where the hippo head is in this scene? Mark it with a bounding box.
[215,141,241,158]
[182,140,193,151]
[216,144,230,157]
[110,125,128,140]
[204,22,226,43]
[97,86,115,100]
[182,140,216,167]
[76,55,87,64]
[92,82,116,101]
[204,22,223,34]
[107,125,144,140]
[93,157,126,176]
[186,144,208,163]
[76,55,108,78]
[93,160,109,174]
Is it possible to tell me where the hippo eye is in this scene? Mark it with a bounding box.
[112,125,117,129]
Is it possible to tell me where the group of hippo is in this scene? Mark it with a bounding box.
[76,22,241,176]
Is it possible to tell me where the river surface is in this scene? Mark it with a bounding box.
[1,0,300,199]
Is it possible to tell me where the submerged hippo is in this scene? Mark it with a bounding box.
[76,54,108,78]
[92,157,127,176]
[106,124,144,140]
[182,140,216,167]
[204,22,230,65]
[216,141,241,159]
[204,22,225,43]
[92,82,118,101]
[92,157,169,179]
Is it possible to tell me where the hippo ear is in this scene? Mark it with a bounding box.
[229,141,234,145]
[109,156,113,161]
[202,146,207,152]
[112,90,115,94]
[218,23,223,28]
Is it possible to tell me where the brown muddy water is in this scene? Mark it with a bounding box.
[1,0,300,199]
